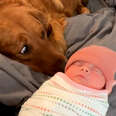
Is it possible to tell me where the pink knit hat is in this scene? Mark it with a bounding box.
[65,45,116,92]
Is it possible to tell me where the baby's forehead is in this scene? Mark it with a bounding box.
[72,60,103,70]
[72,60,93,65]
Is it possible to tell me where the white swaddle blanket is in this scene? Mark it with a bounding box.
[18,72,109,116]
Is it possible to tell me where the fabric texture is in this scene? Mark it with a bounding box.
[0,54,50,107]
[105,0,116,7]
[87,0,108,12]
[64,8,116,58]
[106,85,116,115]
[0,54,50,115]
[18,72,109,116]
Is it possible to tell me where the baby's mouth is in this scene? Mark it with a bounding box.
[76,74,88,81]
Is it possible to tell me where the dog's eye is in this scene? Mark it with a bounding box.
[41,31,45,39]
[20,45,29,54]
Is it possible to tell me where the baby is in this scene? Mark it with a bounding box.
[18,45,116,116]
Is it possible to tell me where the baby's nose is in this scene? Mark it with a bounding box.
[80,66,89,73]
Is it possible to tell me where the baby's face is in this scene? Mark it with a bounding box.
[66,61,106,89]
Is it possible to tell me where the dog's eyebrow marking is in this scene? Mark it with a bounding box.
[29,11,49,32]
[29,11,47,27]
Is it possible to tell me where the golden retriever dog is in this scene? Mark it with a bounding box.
[0,0,89,75]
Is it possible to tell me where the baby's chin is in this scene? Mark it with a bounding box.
[68,76,106,90]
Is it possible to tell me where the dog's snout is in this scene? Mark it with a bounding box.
[54,57,67,72]
[47,56,67,76]
[59,59,67,72]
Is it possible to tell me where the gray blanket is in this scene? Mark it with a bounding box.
[65,8,116,58]
[0,54,50,106]
[0,0,116,116]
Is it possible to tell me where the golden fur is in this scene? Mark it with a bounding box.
[0,0,89,75]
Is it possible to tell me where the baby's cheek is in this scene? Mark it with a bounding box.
[92,74,106,89]
[65,65,79,77]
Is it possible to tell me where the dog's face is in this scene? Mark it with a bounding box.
[0,4,67,75]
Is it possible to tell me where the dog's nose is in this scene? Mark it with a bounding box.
[55,57,67,72]
[48,57,67,76]
[59,59,67,72]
